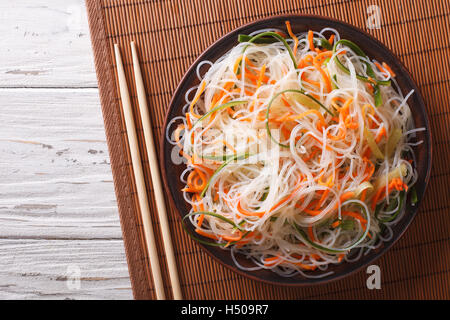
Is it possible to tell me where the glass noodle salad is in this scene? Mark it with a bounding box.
[166,21,423,278]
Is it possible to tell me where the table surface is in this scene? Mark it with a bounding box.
[0,0,132,299]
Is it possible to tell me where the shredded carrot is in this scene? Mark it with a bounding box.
[360,189,367,202]
[264,256,279,265]
[274,31,287,38]
[233,232,256,248]
[308,226,315,242]
[306,134,333,151]
[329,98,353,140]
[185,113,192,130]
[308,30,315,51]
[301,73,321,87]
[302,147,319,162]
[304,191,354,216]
[184,168,208,192]
[363,157,375,182]
[312,51,333,92]
[313,51,332,65]
[366,82,374,94]
[340,191,355,202]
[328,113,347,141]
[195,228,242,242]
[315,175,334,209]
[233,56,258,74]
[233,56,243,74]
[264,255,317,270]
[314,68,332,92]
[256,64,267,89]
[328,34,335,45]
[211,81,234,110]
[344,115,358,129]
[189,81,206,118]
[362,147,372,159]
[194,195,206,227]
[174,124,192,161]
[236,200,265,217]
[275,111,293,122]
[375,126,387,143]
[331,96,346,109]
[237,72,257,85]
[374,61,388,76]
[331,220,341,228]
[194,163,214,175]
[297,54,312,68]
[287,109,326,128]
[342,211,367,224]
[371,178,408,210]
[285,21,299,56]
[382,62,396,77]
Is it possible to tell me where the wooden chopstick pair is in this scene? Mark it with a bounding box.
[114,42,182,300]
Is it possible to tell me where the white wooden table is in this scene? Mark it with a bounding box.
[0,0,132,299]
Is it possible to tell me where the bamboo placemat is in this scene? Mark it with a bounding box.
[86,0,449,299]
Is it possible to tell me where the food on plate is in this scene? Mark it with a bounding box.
[166,21,423,277]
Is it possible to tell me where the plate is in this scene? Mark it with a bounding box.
[160,15,432,286]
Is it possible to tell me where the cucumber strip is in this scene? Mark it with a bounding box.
[242,31,297,69]
[260,187,269,201]
[411,187,418,205]
[339,219,355,230]
[332,39,391,87]
[375,191,405,223]
[238,34,278,44]
[331,74,339,90]
[320,38,333,50]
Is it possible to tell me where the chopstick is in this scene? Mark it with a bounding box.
[114,44,166,300]
[130,41,182,300]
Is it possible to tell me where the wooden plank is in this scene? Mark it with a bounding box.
[0,89,132,298]
[0,0,97,88]
[0,0,132,299]
[0,89,121,240]
[0,239,132,299]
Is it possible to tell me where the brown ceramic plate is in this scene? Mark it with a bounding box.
[160,15,432,286]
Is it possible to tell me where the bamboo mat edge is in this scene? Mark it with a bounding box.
[85,0,153,299]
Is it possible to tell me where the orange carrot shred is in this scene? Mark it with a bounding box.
[308,30,314,51]
[382,62,396,77]
[285,21,299,56]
